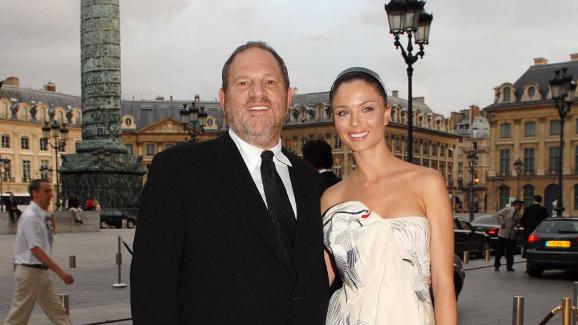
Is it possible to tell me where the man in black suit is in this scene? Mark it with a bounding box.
[520,194,548,257]
[130,41,329,325]
[302,140,341,190]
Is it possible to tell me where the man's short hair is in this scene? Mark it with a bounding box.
[28,179,49,197]
[533,194,542,203]
[221,41,290,90]
[302,140,334,170]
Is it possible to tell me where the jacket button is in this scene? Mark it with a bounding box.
[291,296,301,301]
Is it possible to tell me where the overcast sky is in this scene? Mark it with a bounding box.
[1,0,577,115]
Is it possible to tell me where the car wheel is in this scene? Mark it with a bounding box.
[127,219,136,229]
[479,241,491,257]
[527,264,543,277]
[100,221,108,229]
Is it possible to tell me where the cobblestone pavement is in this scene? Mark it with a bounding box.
[1,229,576,324]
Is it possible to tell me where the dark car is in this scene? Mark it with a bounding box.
[100,208,138,229]
[471,214,524,250]
[454,217,491,258]
[526,217,578,277]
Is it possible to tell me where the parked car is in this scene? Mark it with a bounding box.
[526,217,578,277]
[471,214,524,250]
[100,208,138,229]
[454,216,491,258]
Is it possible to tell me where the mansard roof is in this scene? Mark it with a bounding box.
[0,85,81,108]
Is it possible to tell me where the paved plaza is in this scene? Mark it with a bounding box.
[0,229,576,324]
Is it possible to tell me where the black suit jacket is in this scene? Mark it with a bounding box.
[320,171,340,190]
[521,203,548,235]
[131,134,329,325]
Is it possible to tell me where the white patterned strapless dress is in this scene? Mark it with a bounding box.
[323,201,435,325]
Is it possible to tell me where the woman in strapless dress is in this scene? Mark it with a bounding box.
[321,67,457,325]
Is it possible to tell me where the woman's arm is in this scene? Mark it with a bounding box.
[423,171,458,325]
[321,189,337,286]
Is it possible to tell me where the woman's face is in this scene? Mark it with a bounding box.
[332,79,390,153]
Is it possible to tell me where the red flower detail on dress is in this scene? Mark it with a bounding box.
[361,211,371,219]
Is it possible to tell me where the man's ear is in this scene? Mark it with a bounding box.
[219,88,227,115]
[286,87,294,113]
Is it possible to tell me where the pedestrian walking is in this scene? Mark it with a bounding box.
[520,194,548,257]
[494,200,524,271]
[4,179,74,325]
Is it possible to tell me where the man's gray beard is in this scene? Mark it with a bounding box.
[226,111,283,148]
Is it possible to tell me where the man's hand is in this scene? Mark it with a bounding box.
[58,271,74,285]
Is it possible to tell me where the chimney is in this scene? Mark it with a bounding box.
[412,96,425,103]
[392,90,399,97]
[44,81,56,92]
[4,76,20,87]
[533,57,548,65]
[170,95,173,101]
[570,53,578,62]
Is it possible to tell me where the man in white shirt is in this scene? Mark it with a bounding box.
[4,179,74,325]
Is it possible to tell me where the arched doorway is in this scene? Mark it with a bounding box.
[544,184,559,216]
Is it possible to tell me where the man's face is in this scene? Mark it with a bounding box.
[219,47,293,149]
[33,182,52,210]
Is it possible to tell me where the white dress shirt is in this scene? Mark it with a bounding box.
[14,201,52,265]
[229,128,297,218]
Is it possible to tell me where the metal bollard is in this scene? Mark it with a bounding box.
[69,255,76,269]
[112,236,127,288]
[512,296,524,325]
[572,282,578,325]
[58,294,69,315]
[562,297,572,325]
[463,251,470,264]
[485,249,492,262]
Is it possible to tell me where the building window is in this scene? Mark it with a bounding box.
[549,147,560,174]
[334,136,341,149]
[500,123,512,138]
[500,149,511,176]
[550,120,561,136]
[2,160,11,181]
[499,186,510,210]
[40,160,50,180]
[126,144,133,155]
[22,160,31,182]
[146,143,156,156]
[523,185,535,207]
[20,136,30,150]
[458,162,464,173]
[575,185,578,210]
[75,112,81,125]
[523,148,535,175]
[1,135,10,148]
[575,146,578,174]
[527,86,536,98]
[40,138,48,151]
[524,121,536,137]
[503,87,511,102]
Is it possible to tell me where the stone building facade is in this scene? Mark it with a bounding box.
[484,54,578,215]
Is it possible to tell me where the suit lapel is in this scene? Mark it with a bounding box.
[212,135,295,274]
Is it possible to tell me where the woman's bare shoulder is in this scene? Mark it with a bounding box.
[321,178,350,213]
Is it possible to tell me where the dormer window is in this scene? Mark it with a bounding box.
[527,86,536,98]
[503,87,511,102]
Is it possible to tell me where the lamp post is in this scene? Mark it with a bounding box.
[179,100,208,143]
[41,120,68,210]
[513,158,523,200]
[467,149,479,221]
[385,0,432,163]
[0,158,9,212]
[549,68,577,216]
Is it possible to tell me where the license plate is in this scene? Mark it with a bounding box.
[545,240,571,248]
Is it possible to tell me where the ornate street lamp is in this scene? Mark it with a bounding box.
[179,100,208,143]
[0,158,10,212]
[513,158,523,200]
[41,120,68,210]
[385,0,433,163]
[549,68,577,215]
[467,149,479,221]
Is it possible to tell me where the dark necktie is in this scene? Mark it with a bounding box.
[260,150,296,264]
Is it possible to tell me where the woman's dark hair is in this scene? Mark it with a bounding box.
[329,67,387,105]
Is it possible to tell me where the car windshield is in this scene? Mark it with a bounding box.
[472,215,496,225]
[535,220,578,234]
